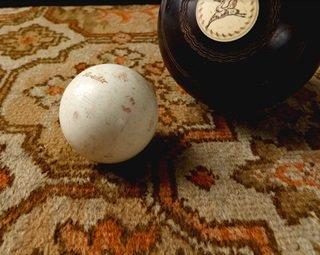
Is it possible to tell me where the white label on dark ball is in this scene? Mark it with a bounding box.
[196,0,259,42]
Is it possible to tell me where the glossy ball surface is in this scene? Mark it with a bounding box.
[158,0,320,113]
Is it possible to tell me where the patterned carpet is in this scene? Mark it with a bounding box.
[0,6,319,255]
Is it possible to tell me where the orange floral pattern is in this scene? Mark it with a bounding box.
[56,219,158,255]
[0,24,68,59]
[0,169,11,192]
[0,5,319,255]
[186,165,217,191]
[274,162,320,189]
[0,145,13,192]
[44,6,158,36]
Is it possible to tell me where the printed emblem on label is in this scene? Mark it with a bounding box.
[196,0,259,42]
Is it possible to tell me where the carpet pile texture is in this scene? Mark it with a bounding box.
[0,6,319,255]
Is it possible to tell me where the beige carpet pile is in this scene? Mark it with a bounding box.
[0,6,319,255]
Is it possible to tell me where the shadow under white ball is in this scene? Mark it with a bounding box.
[59,64,158,163]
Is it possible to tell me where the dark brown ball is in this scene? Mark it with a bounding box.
[158,0,320,113]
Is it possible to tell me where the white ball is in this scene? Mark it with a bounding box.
[59,64,158,163]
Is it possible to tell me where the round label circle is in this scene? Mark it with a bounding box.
[196,0,260,42]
